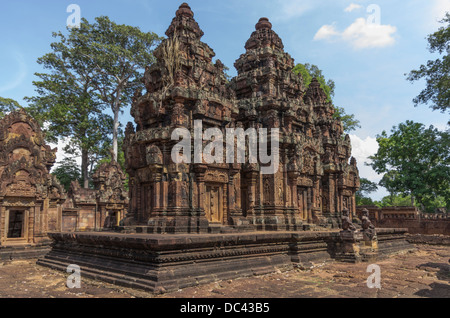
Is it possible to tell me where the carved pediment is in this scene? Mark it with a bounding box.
[3,170,37,197]
[204,169,228,183]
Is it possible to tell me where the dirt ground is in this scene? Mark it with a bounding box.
[0,244,448,299]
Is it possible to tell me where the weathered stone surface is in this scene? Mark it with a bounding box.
[0,109,66,258]
[0,109,129,259]
[92,160,129,229]
[0,243,51,261]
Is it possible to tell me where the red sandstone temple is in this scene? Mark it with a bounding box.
[0,109,66,255]
[0,108,129,259]
[122,3,360,234]
[35,4,416,293]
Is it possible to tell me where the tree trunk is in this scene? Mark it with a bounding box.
[81,148,89,189]
[113,107,119,162]
[411,196,415,207]
[112,90,123,162]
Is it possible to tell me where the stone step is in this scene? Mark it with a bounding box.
[37,257,157,292]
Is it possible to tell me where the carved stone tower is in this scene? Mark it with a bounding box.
[125,3,238,233]
[231,17,307,230]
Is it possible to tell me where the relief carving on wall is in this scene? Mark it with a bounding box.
[204,170,228,184]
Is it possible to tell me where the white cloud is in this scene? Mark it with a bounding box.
[350,134,390,204]
[314,24,340,41]
[270,0,315,21]
[344,3,362,13]
[342,18,397,49]
[314,17,397,49]
[435,123,450,131]
[431,0,450,25]
[349,134,381,183]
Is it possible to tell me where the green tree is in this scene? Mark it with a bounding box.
[369,121,450,210]
[333,106,362,134]
[293,63,361,133]
[0,97,21,118]
[420,195,447,213]
[52,158,81,191]
[69,16,162,161]
[375,194,416,208]
[407,12,450,117]
[25,27,114,188]
[356,178,379,206]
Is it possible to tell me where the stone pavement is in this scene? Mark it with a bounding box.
[0,244,448,298]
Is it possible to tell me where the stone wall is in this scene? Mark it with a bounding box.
[356,206,450,235]
[378,218,450,235]
[407,234,450,246]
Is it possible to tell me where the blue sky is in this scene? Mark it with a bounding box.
[1,0,449,200]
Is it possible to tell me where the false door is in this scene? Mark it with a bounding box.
[205,185,223,224]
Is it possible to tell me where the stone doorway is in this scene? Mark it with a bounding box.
[5,209,28,243]
[8,210,25,238]
[205,185,224,224]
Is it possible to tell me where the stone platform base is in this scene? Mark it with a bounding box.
[0,243,51,262]
[37,228,413,293]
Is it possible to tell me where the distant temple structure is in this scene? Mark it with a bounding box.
[0,109,129,259]
[0,109,66,256]
[124,3,360,234]
[62,160,129,232]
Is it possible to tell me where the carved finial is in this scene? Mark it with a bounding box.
[166,2,203,39]
[310,77,321,87]
[255,17,272,30]
[176,3,194,18]
[215,59,224,70]
[304,77,328,105]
